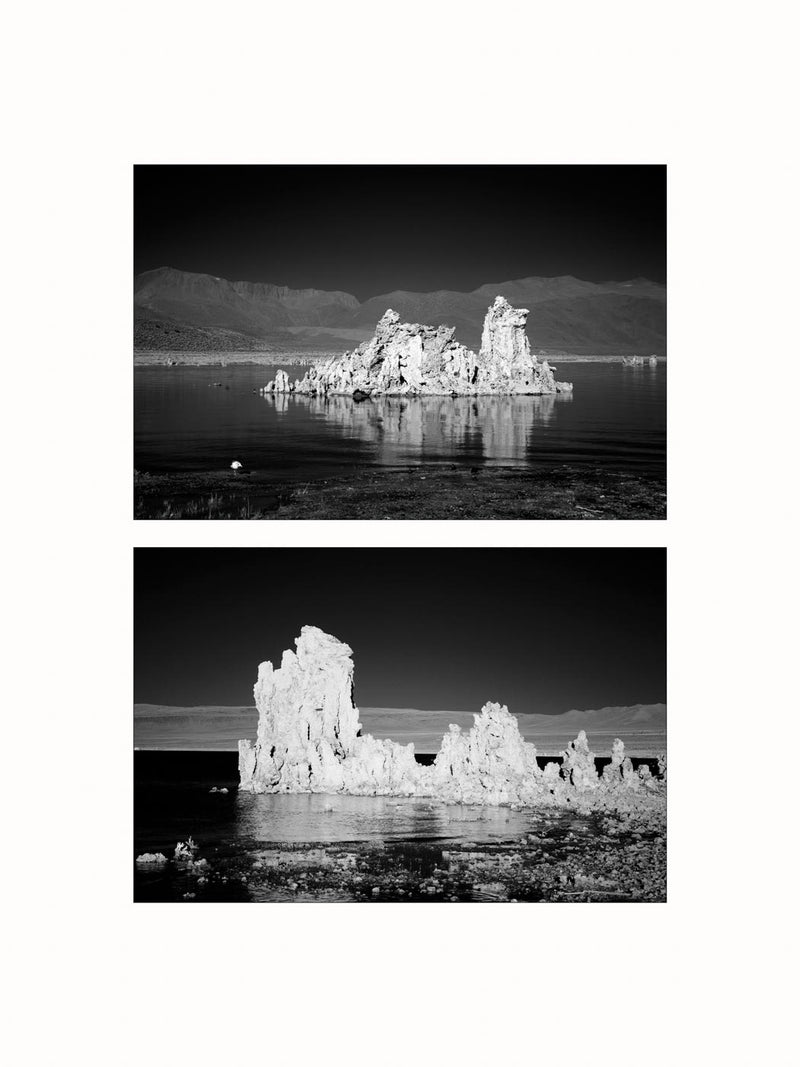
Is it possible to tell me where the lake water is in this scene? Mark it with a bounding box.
[134,362,665,477]
[135,753,542,851]
[133,752,662,902]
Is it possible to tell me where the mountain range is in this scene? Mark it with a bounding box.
[134,267,666,355]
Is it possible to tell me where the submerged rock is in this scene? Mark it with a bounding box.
[260,297,572,397]
[238,626,665,811]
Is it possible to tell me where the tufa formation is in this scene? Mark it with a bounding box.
[260,296,573,398]
[238,627,664,809]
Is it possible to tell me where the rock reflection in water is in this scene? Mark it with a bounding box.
[263,392,571,465]
[233,791,536,846]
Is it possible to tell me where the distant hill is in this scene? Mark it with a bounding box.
[134,315,281,353]
[524,703,666,732]
[358,704,666,754]
[134,702,666,756]
[134,267,666,355]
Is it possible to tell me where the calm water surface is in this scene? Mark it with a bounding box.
[134,752,657,855]
[135,752,545,855]
[133,753,661,901]
[134,752,551,901]
[134,362,665,477]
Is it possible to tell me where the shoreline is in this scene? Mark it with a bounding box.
[134,811,667,903]
[134,351,665,367]
[135,746,665,761]
[134,463,666,520]
[134,351,335,367]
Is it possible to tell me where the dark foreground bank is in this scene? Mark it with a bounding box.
[134,752,666,902]
[134,463,666,520]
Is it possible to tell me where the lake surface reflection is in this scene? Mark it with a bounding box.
[134,362,665,476]
[132,754,660,902]
[234,791,540,845]
[266,391,564,466]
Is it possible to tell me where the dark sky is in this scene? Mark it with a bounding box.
[134,549,665,715]
[134,165,666,299]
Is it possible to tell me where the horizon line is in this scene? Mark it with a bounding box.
[134,264,665,300]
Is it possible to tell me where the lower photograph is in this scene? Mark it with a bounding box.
[134,548,667,902]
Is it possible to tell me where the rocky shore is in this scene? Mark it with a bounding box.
[134,350,335,367]
[134,807,666,903]
[134,464,666,520]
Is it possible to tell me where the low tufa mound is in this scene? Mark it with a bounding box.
[238,627,664,810]
[260,296,573,398]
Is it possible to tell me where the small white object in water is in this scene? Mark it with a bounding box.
[230,460,243,471]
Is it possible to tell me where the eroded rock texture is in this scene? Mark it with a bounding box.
[239,626,368,793]
[430,703,541,805]
[478,297,560,394]
[562,730,600,791]
[238,627,663,810]
[260,297,572,397]
[264,368,291,393]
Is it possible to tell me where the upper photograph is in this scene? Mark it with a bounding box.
[134,165,665,520]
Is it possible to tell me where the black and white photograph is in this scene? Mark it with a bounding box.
[8,1,796,1063]
[134,548,666,902]
[134,164,666,520]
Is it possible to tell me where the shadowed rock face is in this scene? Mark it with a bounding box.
[260,297,573,397]
[238,627,665,810]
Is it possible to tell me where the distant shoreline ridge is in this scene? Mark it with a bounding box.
[134,267,666,356]
[134,702,666,756]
